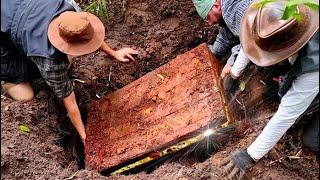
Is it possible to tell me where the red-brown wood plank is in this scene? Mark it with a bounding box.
[85,43,225,171]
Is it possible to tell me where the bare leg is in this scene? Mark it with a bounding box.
[2,82,34,102]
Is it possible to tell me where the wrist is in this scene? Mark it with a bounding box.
[246,149,259,162]
[101,47,116,57]
[227,60,235,66]
[230,71,238,79]
[80,132,86,140]
[99,41,117,58]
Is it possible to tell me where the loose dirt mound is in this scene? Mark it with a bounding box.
[1,0,318,179]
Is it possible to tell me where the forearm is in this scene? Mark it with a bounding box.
[230,48,250,78]
[30,56,86,141]
[99,41,117,58]
[63,92,86,141]
[247,72,319,161]
[99,42,138,62]
[225,44,241,66]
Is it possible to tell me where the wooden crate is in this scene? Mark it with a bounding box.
[85,43,226,171]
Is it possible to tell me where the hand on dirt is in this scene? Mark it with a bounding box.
[219,149,255,180]
[221,64,232,79]
[114,48,139,62]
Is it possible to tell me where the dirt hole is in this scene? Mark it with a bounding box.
[59,101,226,176]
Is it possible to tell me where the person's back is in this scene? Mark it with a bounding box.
[1,0,140,144]
[1,0,75,58]
[220,0,253,36]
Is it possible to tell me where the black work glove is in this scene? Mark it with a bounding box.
[223,75,239,95]
[219,149,256,180]
[278,70,297,99]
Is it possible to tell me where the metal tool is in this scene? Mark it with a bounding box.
[218,78,234,127]
[110,122,238,175]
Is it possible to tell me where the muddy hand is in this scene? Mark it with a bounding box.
[221,63,232,79]
[114,48,139,62]
[219,149,255,180]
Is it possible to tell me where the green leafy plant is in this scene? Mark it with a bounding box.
[84,0,109,23]
[254,0,319,21]
[239,81,246,91]
[19,124,31,134]
[254,0,278,8]
[120,0,126,14]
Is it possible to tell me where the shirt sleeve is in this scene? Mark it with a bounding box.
[65,0,82,12]
[230,47,250,78]
[247,71,319,161]
[208,26,238,60]
[221,0,253,36]
[30,56,73,98]
[226,44,241,66]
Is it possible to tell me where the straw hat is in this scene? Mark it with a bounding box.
[240,0,319,66]
[48,11,105,56]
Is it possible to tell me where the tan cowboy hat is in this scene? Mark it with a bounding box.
[48,11,105,56]
[240,0,319,67]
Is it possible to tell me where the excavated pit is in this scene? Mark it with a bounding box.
[85,44,229,173]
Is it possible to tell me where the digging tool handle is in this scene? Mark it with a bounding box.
[219,78,234,124]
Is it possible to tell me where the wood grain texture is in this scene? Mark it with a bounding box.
[85,44,225,171]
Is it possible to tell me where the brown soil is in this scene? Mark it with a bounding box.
[1,0,318,179]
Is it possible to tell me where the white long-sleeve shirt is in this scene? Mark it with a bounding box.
[230,47,319,161]
[230,48,250,78]
[247,71,319,160]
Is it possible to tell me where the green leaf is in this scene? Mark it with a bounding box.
[253,0,277,8]
[84,0,109,22]
[282,0,319,20]
[19,124,31,133]
[239,81,246,91]
[254,0,319,21]
[286,0,319,10]
[291,13,303,21]
[282,4,298,20]
[304,2,320,10]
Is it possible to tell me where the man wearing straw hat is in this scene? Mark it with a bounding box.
[1,0,139,144]
[192,0,253,80]
[219,1,319,179]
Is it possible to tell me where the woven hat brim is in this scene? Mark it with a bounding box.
[48,12,105,56]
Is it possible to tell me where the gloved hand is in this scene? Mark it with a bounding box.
[223,75,239,95]
[277,70,296,99]
[219,149,256,180]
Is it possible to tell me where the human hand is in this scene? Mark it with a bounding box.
[80,133,86,146]
[221,63,232,79]
[62,92,87,146]
[113,48,139,62]
[219,149,255,180]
